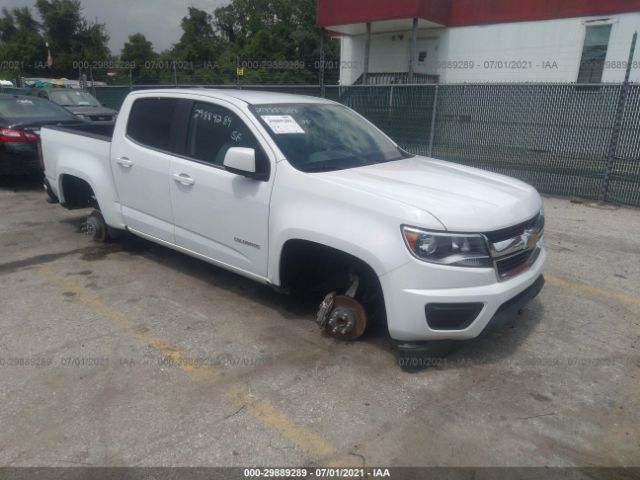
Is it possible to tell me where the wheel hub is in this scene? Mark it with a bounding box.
[82,220,97,237]
[327,306,356,336]
[319,295,367,341]
[81,210,108,242]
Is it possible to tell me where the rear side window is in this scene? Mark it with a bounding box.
[185,101,269,175]
[127,98,178,151]
[0,97,75,120]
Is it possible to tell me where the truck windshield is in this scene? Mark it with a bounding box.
[250,103,411,172]
[48,90,101,107]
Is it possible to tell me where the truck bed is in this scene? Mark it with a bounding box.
[41,123,115,208]
[44,122,115,142]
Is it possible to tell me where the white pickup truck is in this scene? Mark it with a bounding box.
[41,89,545,365]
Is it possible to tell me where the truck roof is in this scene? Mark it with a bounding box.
[128,88,335,107]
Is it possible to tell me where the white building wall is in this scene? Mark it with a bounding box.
[338,12,640,84]
[339,34,365,85]
[340,31,416,84]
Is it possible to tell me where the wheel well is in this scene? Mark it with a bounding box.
[60,175,97,209]
[279,240,385,320]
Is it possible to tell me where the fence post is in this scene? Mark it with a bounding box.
[89,66,96,97]
[408,17,418,84]
[319,31,326,98]
[236,54,241,89]
[600,32,637,202]
[172,61,178,87]
[363,22,371,85]
[428,85,439,158]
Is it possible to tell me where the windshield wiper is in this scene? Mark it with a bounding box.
[374,150,413,164]
[303,164,340,172]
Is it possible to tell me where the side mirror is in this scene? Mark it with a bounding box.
[223,147,256,177]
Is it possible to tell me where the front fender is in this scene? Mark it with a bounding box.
[267,162,444,286]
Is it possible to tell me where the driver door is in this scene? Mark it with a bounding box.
[169,100,274,278]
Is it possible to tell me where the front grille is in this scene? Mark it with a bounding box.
[484,212,544,280]
[485,214,540,243]
[496,250,533,278]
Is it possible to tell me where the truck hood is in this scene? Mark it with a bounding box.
[318,156,542,232]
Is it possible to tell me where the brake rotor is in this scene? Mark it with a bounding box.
[81,210,108,242]
[324,295,367,341]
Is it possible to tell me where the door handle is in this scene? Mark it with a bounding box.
[116,156,133,168]
[173,173,195,186]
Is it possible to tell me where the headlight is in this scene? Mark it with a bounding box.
[401,226,492,267]
[75,114,88,121]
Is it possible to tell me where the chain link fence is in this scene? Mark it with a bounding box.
[74,82,639,207]
[331,83,640,206]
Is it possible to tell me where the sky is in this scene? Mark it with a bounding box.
[5,0,230,53]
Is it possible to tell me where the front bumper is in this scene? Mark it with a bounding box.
[380,247,546,341]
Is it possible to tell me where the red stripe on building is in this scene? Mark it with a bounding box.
[316,0,450,27]
[317,0,640,28]
[449,0,640,25]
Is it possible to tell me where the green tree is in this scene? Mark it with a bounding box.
[74,19,110,62]
[173,7,219,63]
[120,33,158,83]
[36,0,81,53]
[212,5,237,43]
[0,7,46,80]
[36,0,110,78]
[164,7,230,84]
[122,33,156,66]
[211,0,338,84]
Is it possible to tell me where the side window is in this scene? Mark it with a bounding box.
[577,24,612,83]
[186,101,269,175]
[127,97,178,151]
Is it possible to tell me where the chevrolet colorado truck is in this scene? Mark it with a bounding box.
[41,89,545,365]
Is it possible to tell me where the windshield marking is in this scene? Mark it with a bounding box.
[250,103,411,173]
[261,115,305,134]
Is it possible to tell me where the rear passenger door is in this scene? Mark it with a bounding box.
[169,100,274,279]
[111,97,182,243]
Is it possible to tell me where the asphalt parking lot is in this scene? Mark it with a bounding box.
[0,177,638,468]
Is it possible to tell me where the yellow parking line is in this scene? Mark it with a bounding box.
[38,264,338,461]
[546,273,640,412]
[39,265,216,376]
[226,386,335,459]
[545,275,640,306]
[35,259,639,466]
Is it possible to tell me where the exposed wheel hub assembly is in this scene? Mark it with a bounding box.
[316,275,368,341]
[81,210,108,242]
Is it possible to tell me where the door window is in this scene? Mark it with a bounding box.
[127,97,179,151]
[185,101,269,176]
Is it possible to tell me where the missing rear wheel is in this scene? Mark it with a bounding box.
[81,210,108,243]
